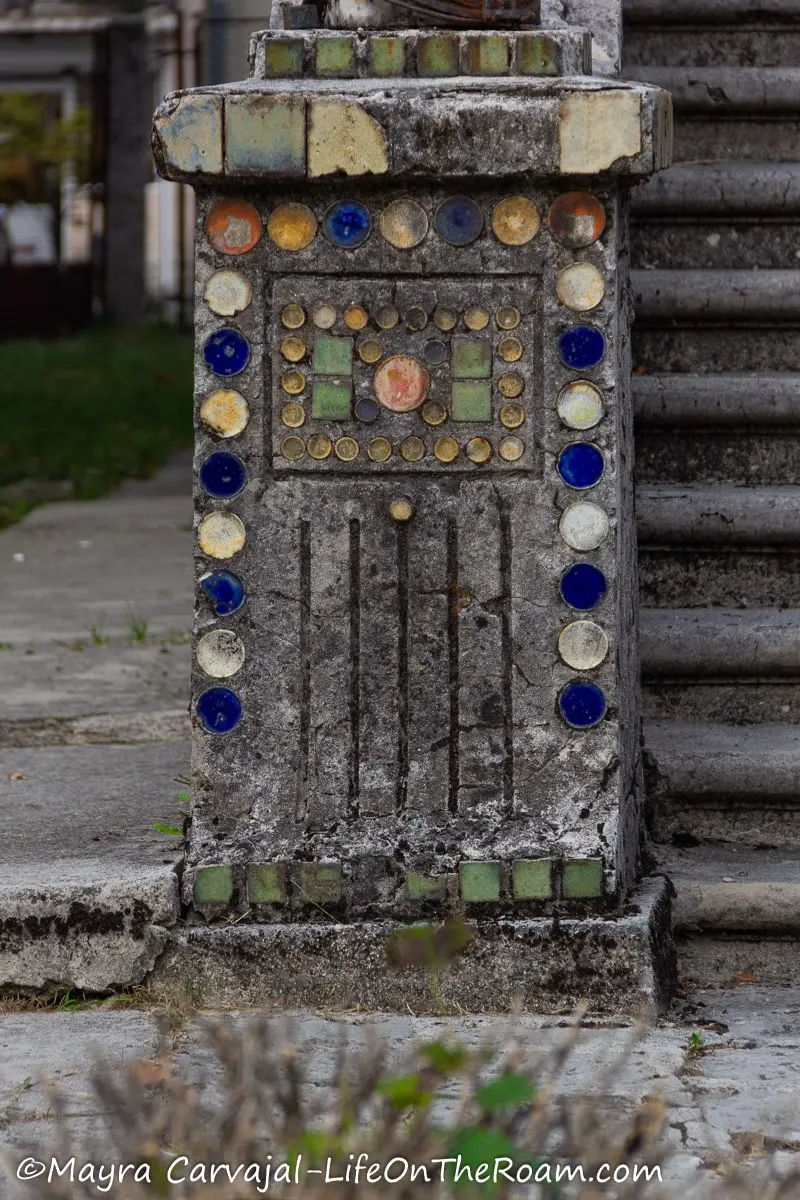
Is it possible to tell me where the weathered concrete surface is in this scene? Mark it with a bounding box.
[5,991,800,1196]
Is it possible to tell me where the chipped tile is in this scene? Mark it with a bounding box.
[308,100,388,178]
[559,91,642,175]
[154,93,222,175]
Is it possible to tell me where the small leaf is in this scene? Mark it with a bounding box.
[422,1040,468,1074]
[377,1072,433,1110]
[154,822,183,837]
[476,1072,535,1111]
[446,1128,520,1194]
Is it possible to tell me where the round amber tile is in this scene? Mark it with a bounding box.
[344,304,369,330]
[400,436,426,462]
[373,355,430,413]
[498,373,524,398]
[267,202,317,252]
[499,402,525,429]
[281,370,306,395]
[434,436,459,464]
[379,199,429,250]
[281,303,306,330]
[389,497,414,521]
[307,433,333,460]
[197,512,247,558]
[421,400,448,427]
[376,305,400,330]
[203,269,252,317]
[312,304,337,329]
[358,338,383,364]
[200,389,250,438]
[281,336,307,362]
[499,436,525,462]
[206,199,262,255]
[281,402,306,428]
[495,305,520,330]
[556,263,606,312]
[368,436,393,462]
[548,192,606,249]
[433,307,458,332]
[281,435,306,461]
[466,437,492,464]
[405,306,428,331]
[491,195,540,246]
[335,436,360,462]
[464,307,489,331]
[498,336,523,363]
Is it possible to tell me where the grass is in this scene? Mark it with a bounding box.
[0,323,192,527]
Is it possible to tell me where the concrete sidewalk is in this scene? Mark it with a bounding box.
[1,455,192,991]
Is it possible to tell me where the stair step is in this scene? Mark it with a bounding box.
[629,66,800,112]
[634,374,800,427]
[640,607,800,677]
[632,163,800,218]
[662,844,800,932]
[632,268,800,324]
[637,484,800,545]
[624,0,800,24]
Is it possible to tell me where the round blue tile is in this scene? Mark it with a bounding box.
[558,681,607,729]
[434,197,484,247]
[196,686,242,733]
[558,326,606,371]
[200,570,245,616]
[560,563,607,611]
[323,200,371,248]
[203,328,251,377]
[355,398,379,423]
[557,443,605,489]
[200,451,247,499]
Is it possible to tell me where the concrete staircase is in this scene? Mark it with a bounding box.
[624,0,800,985]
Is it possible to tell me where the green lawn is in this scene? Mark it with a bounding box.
[0,324,193,523]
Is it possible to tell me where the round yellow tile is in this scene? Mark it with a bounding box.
[491,195,540,246]
[199,389,249,438]
[267,202,317,251]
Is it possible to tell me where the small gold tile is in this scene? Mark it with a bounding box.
[498,373,524,398]
[334,436,360,461]
[307,433,333,460]
[368,436,393,462]
[434,436,459,463]
[405,306,428,331]
[466,436,492,464]
[357,338,383,364]
[491,195,540,246]
[281,435,305,460]
[376,305,400,329]
[421,400,448,426]
[281,303,305,329]
[433,307,458,331]
[499,402,525,429]
[281,369,306,395]
[344,304,369,330]
[389,497,414,521]
[464,307,489,331]
[281,401,306,428]
[312,303,337,329]
[496,305,520,330]
[498,336,523,363]
[267,202,317,251]
[399,436,425,462]
[499,435,524,461]
[281,336,307,362]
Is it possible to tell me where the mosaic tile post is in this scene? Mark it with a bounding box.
[154,28,672,933]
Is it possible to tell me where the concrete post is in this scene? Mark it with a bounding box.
[153,18,675,1012]
[105,16,149,325]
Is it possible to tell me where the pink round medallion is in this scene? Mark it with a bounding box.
[373,355,430,413]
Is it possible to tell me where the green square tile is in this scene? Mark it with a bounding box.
[513,859,554,900]
[312,379,352,420]
[452,381,492,422]
[517,33,558,76]
[263,38,304,78]
[247,862,286,904]
[313,335,353,376]
[460,861,501,902]
[295,862,343,905]
[194,865,233,905]
[407,872,446,900]
[563,858,604,899]
[225,95,306,176]
[368,36,406,77]
[470,36,509,75]
[316,36,356,77]
[452,338,491,379]
[417,35,459,77]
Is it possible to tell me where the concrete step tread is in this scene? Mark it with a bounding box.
[625,0,800,23]
[632,269,800,323]
[633,373,800,426]
[637,483,800,545]
[646,719,800,797]
[660,844,800,932]
[633,163,800,217]
[627,65,800,111]
[640,607,800,677]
